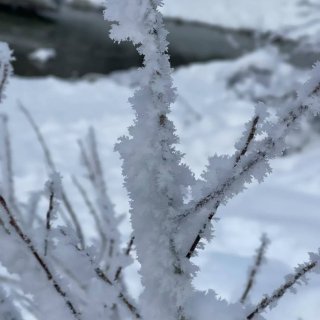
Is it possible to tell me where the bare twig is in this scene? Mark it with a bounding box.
[19,102,85,249]
[234,115,260,166]
[240,233,270,304]
[44,191,54,256]
[247,260,317,319]
[0,196,81,319]
[114,236,135,282]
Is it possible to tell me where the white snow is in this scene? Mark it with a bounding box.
[29,49,56,64]
[86,0,310,35]
[161,0,302,31]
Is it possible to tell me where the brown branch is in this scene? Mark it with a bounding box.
[234,115,259,166]
[19,102,85,249]
[0,196,81,319]
[114,236,135,281]
[240,233,270,304]
[44,191,54,256]
[247,260,317,319]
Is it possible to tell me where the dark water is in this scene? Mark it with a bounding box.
[0,5,318,78]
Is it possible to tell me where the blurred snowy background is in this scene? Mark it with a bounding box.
[1,0,320,319]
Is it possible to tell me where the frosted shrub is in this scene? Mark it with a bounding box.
[0,1,320,319]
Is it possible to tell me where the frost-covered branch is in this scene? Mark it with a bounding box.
[183,66,320,258]
[240,233,270,304]
[72,175,108,261]
[44,172,61,256]
[247,250,320,319]
[57,227,141,319]
[104,0,195,318]
[114,235,134,282]
[19,102,85,249]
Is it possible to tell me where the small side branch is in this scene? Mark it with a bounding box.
[44,191,54,256]
[240,233,270,304]
[114,236,135,281]
[234,115,260,166]
[247,260,317,319]
[72,176,107,262]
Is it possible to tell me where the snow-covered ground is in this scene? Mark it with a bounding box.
[162,0,301,31]
[89,0,306,33]
[2,46,320,319]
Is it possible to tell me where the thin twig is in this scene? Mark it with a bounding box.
[18,102,85,249]
[114,236,135,282]
[78,130,116,266]
[0,196,81,319]
[240,233,270,304]
[247,260,317,319]
[44,191,54,256]
[72,175,108,262]
[79,130,113,223]
[234,115,259,166]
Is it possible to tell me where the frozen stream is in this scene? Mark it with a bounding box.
[0,5,318,78]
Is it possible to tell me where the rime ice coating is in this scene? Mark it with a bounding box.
[104,0,320,319]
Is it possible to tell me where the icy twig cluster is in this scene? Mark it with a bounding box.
[0,42,140,320]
